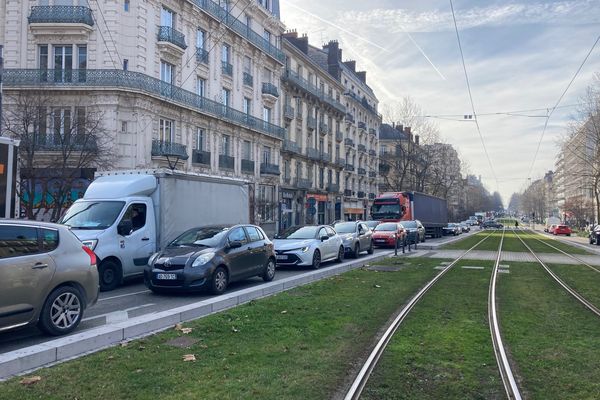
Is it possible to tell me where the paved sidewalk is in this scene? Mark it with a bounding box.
[410,249,600,266]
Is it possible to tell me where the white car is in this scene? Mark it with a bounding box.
[273,225,344,269]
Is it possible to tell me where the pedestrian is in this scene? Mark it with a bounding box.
[515,220,518,228]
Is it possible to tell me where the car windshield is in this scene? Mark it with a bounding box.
[60,201,125,230]
[365,221,379,229]
[402,221,417,229]
[334,222,357,234]
[371,203,401,219]
[277,226,318,240]
[374,223,397,232]
[169,226,229,248]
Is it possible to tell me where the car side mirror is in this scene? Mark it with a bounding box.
[320,235,329,241]
[117,220,133,236]
[228,240,243,249]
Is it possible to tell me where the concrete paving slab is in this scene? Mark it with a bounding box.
[54,326,124,360]
[117,311,181,338]
[0,344,56,378]
[462,266,485,270]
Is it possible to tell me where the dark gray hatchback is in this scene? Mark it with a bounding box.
[144,225,276,295]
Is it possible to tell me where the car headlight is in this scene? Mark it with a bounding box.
[343,237,353,243]
[148,252,160,266]
[82,239,98,251]
[301,246,310,253]
[192,252,215,268]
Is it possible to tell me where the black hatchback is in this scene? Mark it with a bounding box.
[144,225,276,295]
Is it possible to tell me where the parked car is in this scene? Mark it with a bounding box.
[0,220,99,336]
[548,224,558,234]
[364,220,381,231]
[553,225,572,236]
[482,220,504,229]
[144,225,275,295]
[273,225,343,269]
[332,221,374,258]
[372,222,407,248]
[589,225,600,245]
[401,220,426,243]
[443,223,461,236]
[459,222,471,233]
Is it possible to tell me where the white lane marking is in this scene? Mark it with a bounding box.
[98,290,151,302]
[83,303,155,322]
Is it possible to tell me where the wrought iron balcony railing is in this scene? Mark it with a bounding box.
[369,171,377,178]
[358,121,367,130]
[335,130,343,142]
[369,149,377,157]
[320,152,331,163]
[196,48,209,64]
[243,72,253,87]
[219,154,235,169]
[192,150,211,165]
[281,70,346,113]
[4,69,286,141]
[32,134,97,151]
[335,157,345,168]
[241,159,255,174]
[157,26,187,50]
[260,163,281,175]
[152,139,189,159]
[307,147,320,161]
[282,139,301,154]
[327,184,340,193]
[369,128,377,136]
[345,164,355,172]
[357,191,366,199]
[307,116,317,131]
[369,193,376,200]
[358,144,367,153]
[295,178,312,190]
[191,0,284,63]
[28,5,94,26]
[358,168,367,176]
[344,138,355,147]
[344,113,355,124]
[222,61,233,77]
[262,82,279,97]
[344,189,353,197]
[284,105,295,121]
[318,123,329,136]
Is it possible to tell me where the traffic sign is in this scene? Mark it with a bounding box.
[307,206,317,216]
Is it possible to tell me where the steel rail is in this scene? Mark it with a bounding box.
[344,233,494,400]
[514,230,600,318]
[489,229,522,400]
[524,229,600,274]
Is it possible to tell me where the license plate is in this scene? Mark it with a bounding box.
[156,273,177,280]
[276,255,288,260]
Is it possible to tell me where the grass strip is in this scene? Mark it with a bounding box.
[0,258,442,400]
[519,231,592,255]
[362,260,504,399]
[546,263,600,308]
[498,262,600,399]
[441,231,502,251]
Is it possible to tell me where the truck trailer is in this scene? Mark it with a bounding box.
[371,192,448,238]
[60,169,250,291]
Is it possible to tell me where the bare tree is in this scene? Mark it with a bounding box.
[3,91,114,221]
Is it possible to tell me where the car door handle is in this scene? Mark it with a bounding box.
[141,237,150,241]
[32,263,48,270]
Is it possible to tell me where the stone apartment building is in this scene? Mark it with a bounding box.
[2,0,287,232]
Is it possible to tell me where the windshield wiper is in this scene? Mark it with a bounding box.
[61,203,98,224]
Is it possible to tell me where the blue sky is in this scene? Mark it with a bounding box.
[280,0,600,205]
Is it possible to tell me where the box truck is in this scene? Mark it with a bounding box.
[60,169,250,290]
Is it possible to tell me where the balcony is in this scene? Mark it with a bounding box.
[260,163,281,175]
[327,184,340,193]
[345,113,355,124]
[369,149,377,157]
[196,48,209,64]
[358,144,367,153]
[282,139,301,154]
[243,72,253,87]
[307,147,320,161]
[28,6,94,39]
[219,154,235,170]
[157,26,187,57]
[262,82,279,99]
[296,108,303,121]
[192,150,211,165]
[369,193,376,200]
[357,191,366,199]
[369,171,377,178]
[335,130,343,143]
[318,123,329,136]
[4,69,287,142]
[284,105,295,121]
[32,134,97,152]
[307,116,317,131]
[295,178,313,190]
[358,121,367,131]
[320,152,332,163]
[335,157,345,168]
[241,159,255,174]
[345,164,355,172]
[281,70,346,114]
[344,138,355,148]
[344,189,353,197]
[222,61,233,77]
[369,128,377,136]
[152,139,189,159]
[358,168,367,176]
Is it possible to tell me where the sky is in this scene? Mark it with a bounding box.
[279,0,600,206]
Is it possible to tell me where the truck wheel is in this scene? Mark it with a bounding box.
[38,286,84,336]
[99,260,121,292]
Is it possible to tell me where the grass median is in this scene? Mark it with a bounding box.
[516,230,592,255]
[498,262,600,398]
[545,263,600,308]
[0,258,443,400]
[361,260,504,399]
[441,231,502,251]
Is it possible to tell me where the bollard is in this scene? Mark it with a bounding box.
[394,234,398,256]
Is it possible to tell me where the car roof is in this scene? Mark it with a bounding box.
[0,219,66,230]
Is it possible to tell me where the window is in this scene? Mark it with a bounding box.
[295,161,302,179]
[219,0,230,12]
[122,204,147,232]
[325,226,336,237]
[123,59,128,70]
[221,135,231,156]
[196,128,205,151]
[121,121,127,133]
[159,118,173,142]
[258,185,275,222]
[319,167,324,189]
[124,0,130,12]
[196,29,206,50]
[381,145,388,155]
[284,160,290,180]
[160,61,174,84]
[328,169,333,185]
[264,29,271,44]
[222,44,230,63]
[245,14,251,29]
[39,45,48,69]
[41,229,59,252]
[222,88,231,107]
[318,227,327,239]
[228,227,247,244]
[243,56,252,74]
[0,225,39,258]
[262,146,271,164]
[243,97,251,114]
[242,140,252,160]
[161,7,174,28]
[245,226,262,242]
[53,45,73,82]
[263,106,271,123]
[197,77,206,97]
[53,108,71,142]
[263,67,272,83]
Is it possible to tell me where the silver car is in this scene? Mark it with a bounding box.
[273,225,344,269]
[0,220,99,335]
[332,221,374,258]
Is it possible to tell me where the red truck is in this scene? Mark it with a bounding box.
[371,192,448,238]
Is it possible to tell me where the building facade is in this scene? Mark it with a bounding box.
[3,0,287,234]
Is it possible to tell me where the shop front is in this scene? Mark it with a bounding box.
[306,193,328,225]
[344,202,366,221]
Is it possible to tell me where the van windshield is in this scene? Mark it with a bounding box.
[60,201,125,230]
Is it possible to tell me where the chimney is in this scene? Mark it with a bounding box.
[343,60,356,72]
[415,134,420,145]
[283,30,298,39]
[357,71,367,83]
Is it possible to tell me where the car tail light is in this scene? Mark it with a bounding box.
[82,245,97,266]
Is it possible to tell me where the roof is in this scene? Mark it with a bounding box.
[379,124,410,141]
[0,219,67,230]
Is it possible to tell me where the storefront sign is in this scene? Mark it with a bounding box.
[345,207,364,214]
[280,190,295,200]
[307,193,328,202]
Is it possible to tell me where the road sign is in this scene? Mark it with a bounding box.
[307,206,317,216]
[307,197,317,206]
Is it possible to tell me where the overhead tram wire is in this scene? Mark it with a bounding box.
[526,34,600,180]
[449,0,499,190]
[90,0,123,68]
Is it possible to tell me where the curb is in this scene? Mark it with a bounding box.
[0,251,394,380]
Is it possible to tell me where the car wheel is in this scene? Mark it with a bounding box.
[353,243,360,258]
[38,286,84,336]
[312,249,321,269]
[262,258,276,282]
[567,234,571,237]
[421,234,426,243]
[210,266,228,295]
[336,246,344,263]
[98,260,121,292]
[367,241,374,255]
